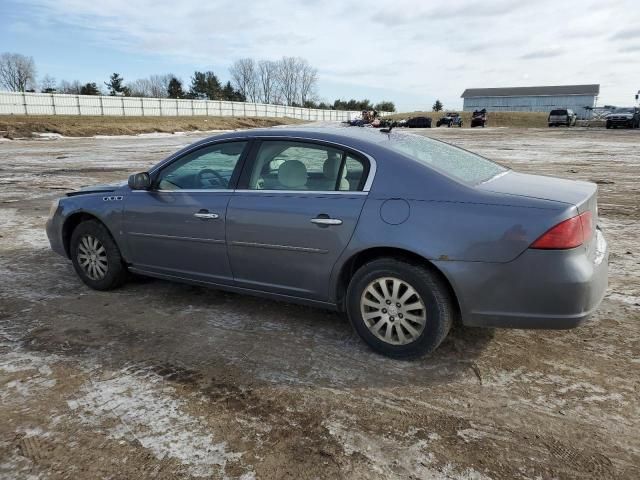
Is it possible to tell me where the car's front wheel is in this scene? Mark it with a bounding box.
[70,220,127,290]
[346,258,454,359]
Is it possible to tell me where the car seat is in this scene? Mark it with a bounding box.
[322,153,349,190]
[278,160,308,190]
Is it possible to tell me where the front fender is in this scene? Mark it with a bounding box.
[50,192,125,258]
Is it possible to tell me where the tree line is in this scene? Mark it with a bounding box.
[0,52,396,112]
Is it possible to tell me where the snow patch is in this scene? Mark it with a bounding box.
[74,369,243,478]
[457,428,488,443]
[0,207,49,249]
[324,418,491,480]
[0,350,59,402]
[32,132,64,139]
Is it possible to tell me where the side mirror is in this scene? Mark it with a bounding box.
[128,172,151,190]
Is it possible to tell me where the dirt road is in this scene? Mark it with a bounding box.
[0,127,638,479]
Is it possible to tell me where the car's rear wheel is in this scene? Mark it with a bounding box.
[346,258,454,359]
[70,220,127,290]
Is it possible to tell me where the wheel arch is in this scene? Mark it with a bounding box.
[62,211,115,258]
[334,246,461,317]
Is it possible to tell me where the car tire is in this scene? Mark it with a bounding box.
[346,258,454,359]
[70,220,127,291]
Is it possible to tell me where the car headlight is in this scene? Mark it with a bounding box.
[48,198,60,218]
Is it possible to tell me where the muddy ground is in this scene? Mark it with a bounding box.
[0,126,638,480]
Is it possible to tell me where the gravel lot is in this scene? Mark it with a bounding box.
[0,127,638,479]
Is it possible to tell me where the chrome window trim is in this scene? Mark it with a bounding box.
[131,189,231,193]
[146,135,378,193]
[131,188,366,195]
[148,137,252,176]
[233,189,367,196]
[250,136,377,193]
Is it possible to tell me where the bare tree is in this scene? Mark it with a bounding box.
[128,74,172,97]
[0,52,36,92]
[127,78,151,97]
[299,60,318,106]
[276,56,302,106]
[57,80,83,95]
[148,74,172,98]
[257,60,278,104]
[40,74,57,93]
[229,58,258,102]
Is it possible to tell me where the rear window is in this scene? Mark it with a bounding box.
[612,108,634,113]
[549,110,567,115]
[385,134,507,184]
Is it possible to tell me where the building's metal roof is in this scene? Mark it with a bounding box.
[461,84,600,98]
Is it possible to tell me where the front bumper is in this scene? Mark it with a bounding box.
[435,230,609,329]
[607,119,634,127]
[46,211,67,257]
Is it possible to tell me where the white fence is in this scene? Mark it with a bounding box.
[0,91,366,121]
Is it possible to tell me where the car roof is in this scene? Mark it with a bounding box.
[197,125,396,153]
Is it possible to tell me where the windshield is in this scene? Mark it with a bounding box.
[549,110,567,115]
[612,108,634,114]
[386,134,507,184]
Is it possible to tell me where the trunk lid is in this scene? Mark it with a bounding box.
[478,171,596,211]
[479,171,599,258]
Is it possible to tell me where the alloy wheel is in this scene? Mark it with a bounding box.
[77,234,109,280]
[360,276,427,345]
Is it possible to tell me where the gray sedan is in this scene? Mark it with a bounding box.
[46,127,609,358]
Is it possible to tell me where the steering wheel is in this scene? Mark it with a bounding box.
[197,169,228,189]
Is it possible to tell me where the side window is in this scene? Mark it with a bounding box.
[342,154,366,191]
[246,141,367,192]
[156,141,247,190]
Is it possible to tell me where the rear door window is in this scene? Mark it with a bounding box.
[244,140,367,191]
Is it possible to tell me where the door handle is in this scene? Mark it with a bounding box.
[194,212,219,220]
[310,217,342,226]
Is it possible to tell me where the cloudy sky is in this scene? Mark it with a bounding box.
[1,0,639,110]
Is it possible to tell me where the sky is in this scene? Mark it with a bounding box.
[1,0,639,111]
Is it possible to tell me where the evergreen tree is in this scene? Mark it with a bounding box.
[189,71,222,99]
[80,82,100,95]
[167,77,184,98]
[374,101,395,112]
[432,99,443,112]
[105,73,129,96]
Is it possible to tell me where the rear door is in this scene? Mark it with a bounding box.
[226,139,371,301]
[122,140,249,284]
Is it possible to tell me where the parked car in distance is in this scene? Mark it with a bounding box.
[436,112,463,127]
[548,109,577,127]
[46,127,608,359]
[405,116,432,128]
[605,107,640,129]
[470,109,487,128]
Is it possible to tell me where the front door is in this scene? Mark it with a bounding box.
[122,140,249,284]
[227,140,370,301]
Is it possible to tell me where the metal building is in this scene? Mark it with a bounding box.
[461,84,600,119]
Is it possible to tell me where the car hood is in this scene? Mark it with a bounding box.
[477,171,596,209]
[609,113,633,118]
[66,182,126,197]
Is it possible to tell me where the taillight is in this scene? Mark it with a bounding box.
[530,211,593,250]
